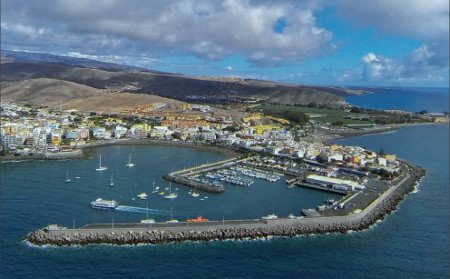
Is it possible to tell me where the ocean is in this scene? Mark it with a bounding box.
[1,88,449,278]
[344,87,449,113]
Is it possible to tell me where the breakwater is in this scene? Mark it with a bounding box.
[26,162,425,246]
[163,174,225,193]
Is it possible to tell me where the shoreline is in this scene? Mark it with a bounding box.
[26,162,425,246]
[320,121,448,144]
[80,139,240,157]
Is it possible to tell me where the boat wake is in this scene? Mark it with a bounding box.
[115,205,169,215]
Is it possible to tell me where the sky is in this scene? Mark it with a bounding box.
[1,0,449,87]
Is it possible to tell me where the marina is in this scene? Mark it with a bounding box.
[27,159,425,246]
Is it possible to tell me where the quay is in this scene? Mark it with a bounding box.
[26,162,425,246]
[163,157,253,193]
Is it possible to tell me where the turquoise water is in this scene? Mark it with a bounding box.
[1,124,448,278]
[345,87,449,112]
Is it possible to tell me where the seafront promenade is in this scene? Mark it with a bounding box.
[26,162,425,246]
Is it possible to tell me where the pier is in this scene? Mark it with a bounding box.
[26,162,426,246]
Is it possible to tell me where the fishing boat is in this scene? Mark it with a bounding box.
[95,154,108,171]
[261,214,278,220]
[125,153,135,168]
[186,216,209,223]
[137,192,147,199]
[164,183,178,199]
[110,174,114,186]
[65,172,71,183]
[140,203,155,224]
[165,206,179,223]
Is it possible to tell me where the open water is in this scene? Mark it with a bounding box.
[345,87,449,113]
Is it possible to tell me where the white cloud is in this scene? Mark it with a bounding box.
[1,0,334,66]
[361,44,448,82]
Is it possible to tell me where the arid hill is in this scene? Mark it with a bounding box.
[1,50,350,107]
[1,78,183,112]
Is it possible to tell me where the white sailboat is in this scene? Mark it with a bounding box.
[140,203,155,224]
[165,206,179,223]
[126,153,135,168]
[110,174,114,187]
[95,154,108,171]
[151,182,158,193]
[164,182,177,199]
[65,172,71,183]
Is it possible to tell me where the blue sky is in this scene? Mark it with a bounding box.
[1,0,448,87]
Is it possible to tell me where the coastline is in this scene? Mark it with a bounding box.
[320,121,448,144]
[80,139,240,157]
[25,161,425,246]
[0,139,239,163]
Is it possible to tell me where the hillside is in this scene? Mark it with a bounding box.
[0,78,183,112]
[1,50,349,107]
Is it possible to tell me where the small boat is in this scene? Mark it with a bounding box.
[200,198,205,201]
[164,183,178,199]
[191,192,200,197]
[95,155,108,172]
[175,188,179,190]
[140,203,155,224]
[137,192,147,200]
[155,186,160,190]
[165,206,179,223]
[261,214,278,220]
[164,187,169,191]
[74,176,81,179]
[126,153,135,168]
[91,198,118,210]
[186,216,209,223]
[159,191,165,196]
[204,196,208,199]
[65,172,71,183]
[151,182,158,193]
[288,213,296,219]
[110,174,114,187]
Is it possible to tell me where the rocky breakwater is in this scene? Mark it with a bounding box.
[26,163,425,246]
[163,174,225,193]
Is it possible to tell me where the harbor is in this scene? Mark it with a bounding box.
[26,160,425,246]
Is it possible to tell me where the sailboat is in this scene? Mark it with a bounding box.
[151,182,158,193]
[126,153,135,168]
[164,182,178,199]
[140,203,155,224]
[95,154,108,171]
[110,174,114,187]
[65,172,71,183]
[165,206,179,223]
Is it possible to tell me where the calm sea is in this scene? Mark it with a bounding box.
[345,87,449,113]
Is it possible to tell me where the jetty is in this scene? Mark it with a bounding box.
[162,157,249,193]
[26,162,425,246]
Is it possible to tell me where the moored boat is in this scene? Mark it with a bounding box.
[186,216,209,223]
